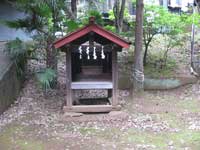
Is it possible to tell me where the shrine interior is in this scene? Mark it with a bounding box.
[71,42,112,82]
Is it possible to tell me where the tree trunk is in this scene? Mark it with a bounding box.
[113,0,126,33]
[46,10,59,88]
[71,0,77,19]
[133,0,144,91]
[119,0,126,33]
[46,50,58,71]
[143,45,148,66]
[143,33,155,66]
[159,0,163,5]
[65,0,77,20]
[194,0,200,13]
[46,39,58,87]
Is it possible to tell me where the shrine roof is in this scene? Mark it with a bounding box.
[53,17,131,49]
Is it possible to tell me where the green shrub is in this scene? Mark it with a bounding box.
[144,51,177,78]
[104,25,116,33]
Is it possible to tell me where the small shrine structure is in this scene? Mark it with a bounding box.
[54,17,131,112]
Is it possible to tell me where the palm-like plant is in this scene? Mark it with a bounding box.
[4,38,34,78]
[36,68,57,92]
[4,0,67,86]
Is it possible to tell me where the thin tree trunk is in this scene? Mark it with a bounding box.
[159,0,163,5]
[46,38,58,86]
[46,9,59,88]
[71,0,77,19]
[133,0,144,91]
[113,0,126,33]
[143,34,155,66]
[143,45,148,66]
[119,0,126,32]
[46,48,58,72]
[113,0,119,32]
[65,0,77,20]
[191,1,196,71]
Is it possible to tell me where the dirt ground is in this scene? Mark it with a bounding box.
[0,75,200,150]
[0,43,200,149]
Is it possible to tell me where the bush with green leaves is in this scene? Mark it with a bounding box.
[2,0,68,84]
[79,10,104,26]
[142,5,194,66]
[104,25,116,32]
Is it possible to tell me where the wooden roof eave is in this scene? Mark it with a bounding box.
[53,21,131,49]
[60,43,122,53]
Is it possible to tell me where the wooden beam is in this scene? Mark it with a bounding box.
[63,105,121,113]
[71,81,113,89]
[61,44,122,53]
[112,50,119,106]
[66,49,72,107]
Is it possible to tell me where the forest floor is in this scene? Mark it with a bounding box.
[0,75,200,150]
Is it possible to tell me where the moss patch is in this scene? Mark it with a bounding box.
[122,129,167,148]
[176,100,200,112]
[167,131,200,150]
[0,124,45,150]
[121,129,200,150]
[158,113,184,128]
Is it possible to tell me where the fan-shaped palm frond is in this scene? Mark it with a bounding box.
[36,68,57,91]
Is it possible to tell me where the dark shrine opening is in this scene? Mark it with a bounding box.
[70,43,113,106]
[71,43,112,82]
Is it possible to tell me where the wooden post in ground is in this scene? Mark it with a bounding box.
[65,49,72,108]
[112,50,118,106]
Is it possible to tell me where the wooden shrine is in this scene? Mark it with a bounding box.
[54,17,131,113]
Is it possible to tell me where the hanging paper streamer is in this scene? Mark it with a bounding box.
[79,46,82,59]
[101,46,105,59]
[86,46,90,59]
[93,46,97,60]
